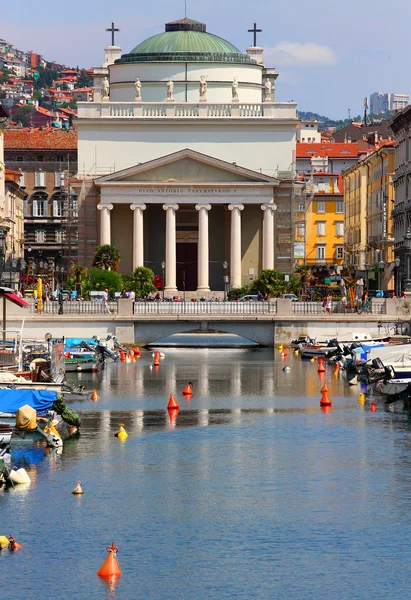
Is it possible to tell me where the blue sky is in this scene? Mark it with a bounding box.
[4,0,411,118]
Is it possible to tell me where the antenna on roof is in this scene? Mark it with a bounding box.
[184,0,187,17]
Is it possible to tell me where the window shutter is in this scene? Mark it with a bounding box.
[33,200,38,217]
[19,171,26,187]
[53,200,58,216]
[40,172,45,187]
[54,172,61,188]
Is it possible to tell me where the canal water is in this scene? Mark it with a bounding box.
[2,348,411,599]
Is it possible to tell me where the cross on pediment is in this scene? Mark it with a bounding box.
[106,22,120,46]
[248,22,262,47]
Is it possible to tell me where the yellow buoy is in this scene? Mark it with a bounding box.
[358,393,366,404]
[0,536,9,549]
[72,480,84,495]
[294,349,299,356]
[115,424,128,441]
[278,345,283,352]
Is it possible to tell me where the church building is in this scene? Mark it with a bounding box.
[75,17,299,295]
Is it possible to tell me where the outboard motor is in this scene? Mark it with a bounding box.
[111,335,127,353]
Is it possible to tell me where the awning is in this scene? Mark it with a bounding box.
[2,292,29,308]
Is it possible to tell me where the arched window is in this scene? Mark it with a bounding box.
[50,192,65,218]
[31,192,48,217]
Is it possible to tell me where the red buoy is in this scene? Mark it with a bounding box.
[318,359,325,373]
[370,402,376,412]
[153,351,160,366]
[320,384,332,406]
[167,394,179,409]
[97,542,121,578]
[183,383,193,396]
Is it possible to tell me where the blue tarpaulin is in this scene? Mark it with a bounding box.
[64,338,97,348]
[0,389,57,414]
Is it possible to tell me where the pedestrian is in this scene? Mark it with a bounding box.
[257,290,263,301]
[401,291,407,299]
[58,290,64,315]
[102,288,111,314]
[361,290,370,314]
[128,289,135,301]
[325,292,332,314]
[120,289,128,298]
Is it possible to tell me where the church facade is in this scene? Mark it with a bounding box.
[75,17,299,294]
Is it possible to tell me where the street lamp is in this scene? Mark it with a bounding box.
[365,262,370,289]
[404,229,411,292]
[378,260,385,293]
[222,260,228,301]
[161,260,165,301]
[394,256,401,297]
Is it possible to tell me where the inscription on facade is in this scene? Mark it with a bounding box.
[136,188,237,195]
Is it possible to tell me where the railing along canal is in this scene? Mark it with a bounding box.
[292,300,386,315]
[32,301,118,314]
[132,301,277,315]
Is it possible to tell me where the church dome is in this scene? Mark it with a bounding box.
[116,18,256,65]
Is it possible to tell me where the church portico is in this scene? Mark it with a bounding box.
[93,148,282,294]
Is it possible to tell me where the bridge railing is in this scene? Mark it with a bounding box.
[292,300,386,315]
[31,301,118,314]
[133,301,277,315]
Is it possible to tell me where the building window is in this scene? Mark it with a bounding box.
[53,200,64,217]
[336,221,344,237]
[336,201,344,213]
[298,202,305,211]
[18,171,26,187]
[34,171,46,187]
[297,224,305,238]
[35,230,46,243]
[31,193,48,217]
[316,245,326,263]
[55,230,66,244]
[54,171,65,188]
[316,201,325,213]
[336,246,344,260]
[316,221,326,237]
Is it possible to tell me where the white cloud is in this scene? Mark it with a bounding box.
[265,42,337,67]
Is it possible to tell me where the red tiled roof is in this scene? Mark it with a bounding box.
[72,87,93,93]
[296,142,360,159]
[4,129,77,150]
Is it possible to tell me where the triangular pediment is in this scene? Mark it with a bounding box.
[95,149,279,185]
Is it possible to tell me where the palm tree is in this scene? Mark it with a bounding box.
[93,245,120,272]
[69,264,88,296]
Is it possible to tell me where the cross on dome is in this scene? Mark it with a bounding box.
[248,22,262,47]
[106,22,120,46]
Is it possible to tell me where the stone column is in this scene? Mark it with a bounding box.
[195,204,211,294]
[261,204,276,270]
[130,204,146,269]
[163,204,179,295]
[228,204,244,289]
[97,203,113,245]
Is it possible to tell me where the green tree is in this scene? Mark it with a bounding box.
[77,68,92,88]
[68,264,88,296]
[86,268,122,298]
[250,269,302,297]
[127,267,156,297]
[93,245,120,271]
[12,105,36,127]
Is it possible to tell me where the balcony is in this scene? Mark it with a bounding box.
[77,101,298,121]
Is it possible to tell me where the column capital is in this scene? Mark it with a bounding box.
[195,204,212,211]
[130,203,146,211]
[261,203,277,213]
[97,203,113,211]
[163,204,179,211]
[228,204,244,211]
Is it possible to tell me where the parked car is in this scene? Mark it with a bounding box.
[281,294,298,301]
[237,295,259,302]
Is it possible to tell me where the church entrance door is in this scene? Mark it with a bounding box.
[176,243,197,292]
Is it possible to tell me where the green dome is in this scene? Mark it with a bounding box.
[116,18,256,65]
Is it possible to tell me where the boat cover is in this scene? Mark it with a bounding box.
[64,338,97,348]
[366,344,411,367]
[0,389,57,414]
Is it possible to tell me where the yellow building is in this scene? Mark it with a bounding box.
[299,172,345,276]
[343,144,396,290]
